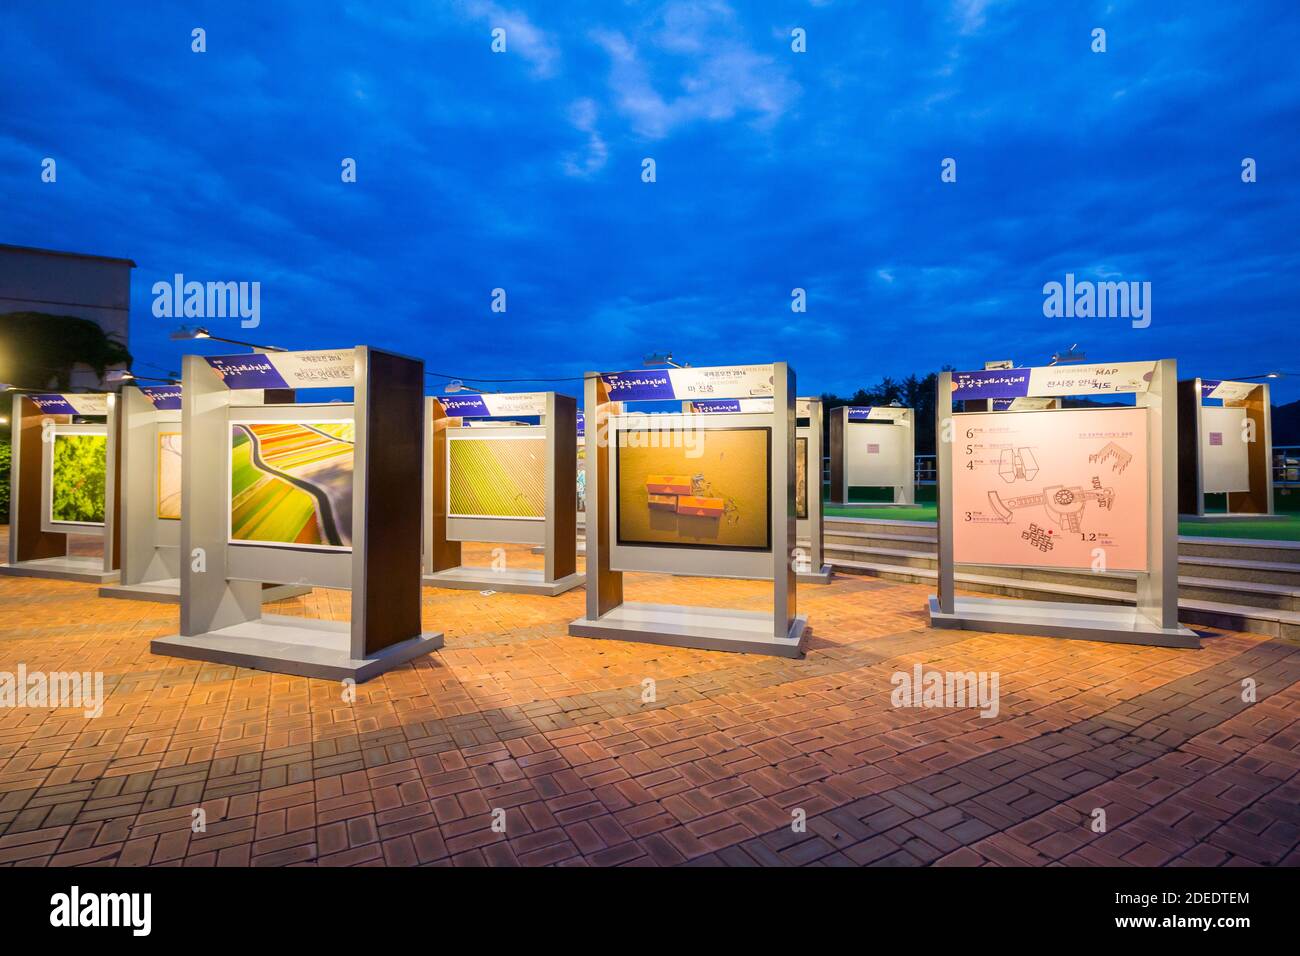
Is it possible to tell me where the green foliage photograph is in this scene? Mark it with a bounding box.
[50,433,107,524]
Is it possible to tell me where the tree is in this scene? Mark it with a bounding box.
[0,311,131,390]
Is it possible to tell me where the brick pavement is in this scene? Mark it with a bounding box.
[0,535,1297,867]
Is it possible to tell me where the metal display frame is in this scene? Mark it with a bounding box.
[929,359,1199,648]
[0,392,120,583]
[423,391,583,595]
[151,346,442,681]
[99,385,310,604]
[1177,378,1276,520]
[570,362,808,658]
[828,405,916,506]
[683,396,830,583]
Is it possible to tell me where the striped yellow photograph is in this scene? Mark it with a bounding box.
[448,435,546,520]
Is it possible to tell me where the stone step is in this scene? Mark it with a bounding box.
[829,557,1300,639]
[1175,536,1300,565]
[825,541,1300,609]
[1176,554,1300,587]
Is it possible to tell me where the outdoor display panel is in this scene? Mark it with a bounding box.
[423,392,583,596]
[157,431,182,520]
[571,363,808,658]
[828,405,916,506]
[1176,377,1274,518]
[229,421,355,550]
[49,431,108,527]
[151,346,442,682]
[614,426,771,551]
[446,432,546,520]
[931,360,1196,649]
[952,406,1150,572]
[0,393,120,584]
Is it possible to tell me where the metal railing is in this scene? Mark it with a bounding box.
[820,455,938,487]
[915,454,937,486]
[1276,446,1299,487]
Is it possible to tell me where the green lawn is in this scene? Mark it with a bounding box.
[823,502,1300,542]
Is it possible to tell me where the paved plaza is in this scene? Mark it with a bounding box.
[1,539,1297,867]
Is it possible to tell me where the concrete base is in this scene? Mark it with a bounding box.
[570,601,809,658]
[533,542,586,556]
[0,556,119,584]
[796,564,834,584]
[150,614,442,682]
[927,595,1200,649]
[99,578,311,605]
[424,566,585,596]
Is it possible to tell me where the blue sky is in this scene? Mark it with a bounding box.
[2,0,1298,401]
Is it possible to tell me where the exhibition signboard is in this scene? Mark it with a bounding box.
[424,392,582,595]
[931,359,1197,648]
[571,362,808,657]
[951,362,1156,400]
[829,405,916,506]
[205,349,356,389]
[601,365,774,402]
[951,407,1149,572]
[1177,377,1274,517]
[152,346,442,681]
[0,393,120,584]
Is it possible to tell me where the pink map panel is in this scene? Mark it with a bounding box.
[952,407,1149,572]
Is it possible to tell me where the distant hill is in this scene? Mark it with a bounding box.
[1274,401,1299,446]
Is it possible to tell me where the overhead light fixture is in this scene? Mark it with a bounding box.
[1048,344,1086,366]
[170,325,286,351]
[444,380,489,394]
[644,352,688,369]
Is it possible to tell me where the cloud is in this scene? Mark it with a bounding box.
[563,98,608,177]
[459,0,560,77]
[0,1,1296,404]
[591,2,800,139]
[952,0,995,35]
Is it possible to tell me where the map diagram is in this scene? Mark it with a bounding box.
[988,483,1115,533]
[952,407,1149,572]
[1088,441,1133,475]
[997,447,1039,483]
